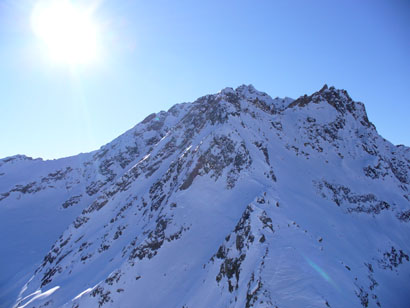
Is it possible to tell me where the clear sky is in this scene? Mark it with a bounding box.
[0,0,409,160]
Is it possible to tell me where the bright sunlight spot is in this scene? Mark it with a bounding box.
[31,0,100,66]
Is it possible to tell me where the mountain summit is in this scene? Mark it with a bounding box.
[1,85,409,308]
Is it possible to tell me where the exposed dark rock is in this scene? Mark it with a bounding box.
[316,181,391,215]
[62,195,82,209]
[378,246,409,270]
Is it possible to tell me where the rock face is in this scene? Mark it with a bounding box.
[1,85,409,308]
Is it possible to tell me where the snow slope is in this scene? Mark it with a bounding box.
[1,85,409,308]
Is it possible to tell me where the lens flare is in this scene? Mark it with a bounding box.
[305,257,332,282]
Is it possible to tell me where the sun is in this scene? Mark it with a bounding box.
[31,0,100,66]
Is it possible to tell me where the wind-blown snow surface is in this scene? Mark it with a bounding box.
[1,85,409,308]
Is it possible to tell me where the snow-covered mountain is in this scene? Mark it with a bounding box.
[1,85,409,308]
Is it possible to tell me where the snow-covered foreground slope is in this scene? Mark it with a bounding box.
[1,85,409,308]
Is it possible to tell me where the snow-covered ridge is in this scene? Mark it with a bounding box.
[1,85,409,308]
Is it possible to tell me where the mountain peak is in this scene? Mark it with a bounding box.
[288,84,349,108]
[218,84,258,97]
[219,86,235,95]
[286,85,375,129]
[235,83,257,93]
[2,84,409,308]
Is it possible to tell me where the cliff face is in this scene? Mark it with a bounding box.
[1,85,409,308]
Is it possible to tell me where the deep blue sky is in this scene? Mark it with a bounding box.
[1,0,409,159]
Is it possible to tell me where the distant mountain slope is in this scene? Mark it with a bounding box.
[1,85,409,308]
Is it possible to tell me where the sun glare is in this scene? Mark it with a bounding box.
[31,0,100,65]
